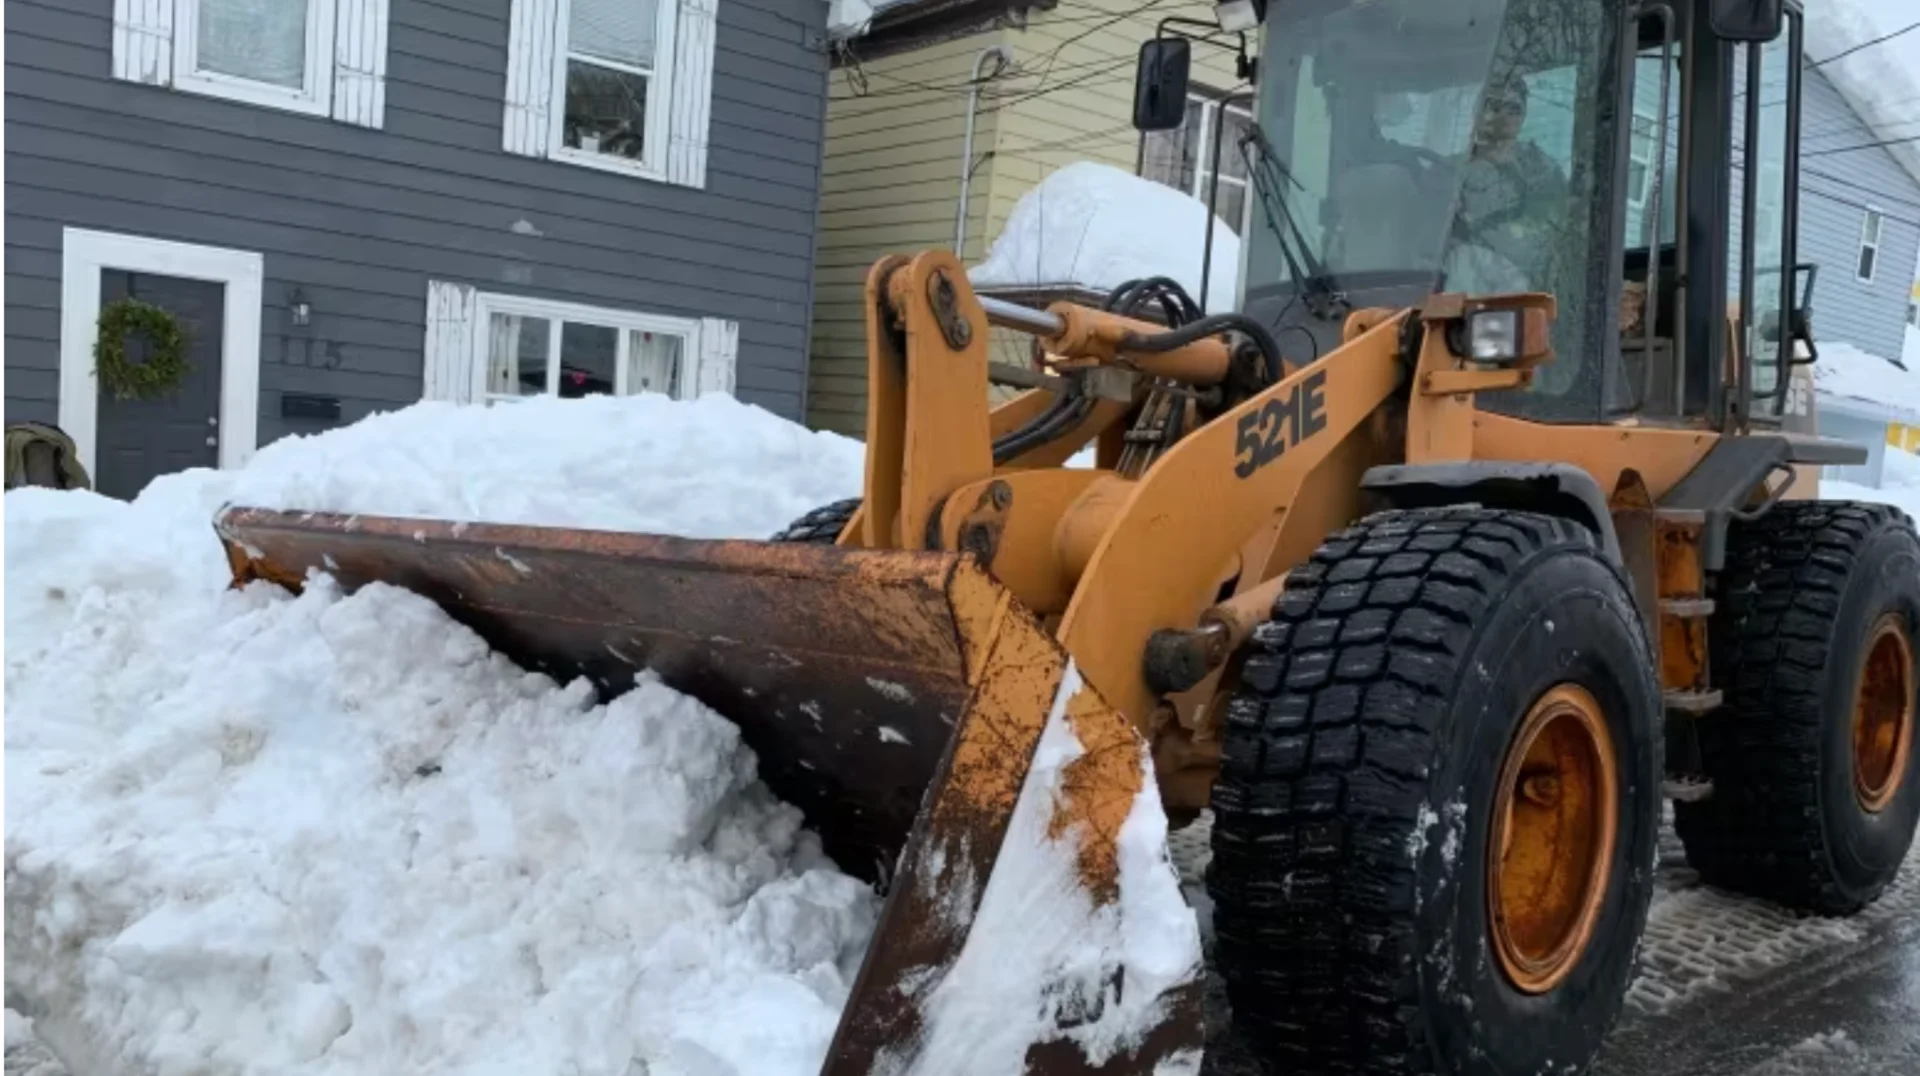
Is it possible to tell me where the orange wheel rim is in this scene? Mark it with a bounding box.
[1487,683,1618,995]
[1853,614,1915,813]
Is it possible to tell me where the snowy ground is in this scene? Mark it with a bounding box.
[1823,435,1920,519]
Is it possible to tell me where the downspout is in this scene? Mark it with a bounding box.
[955,45,1013,259]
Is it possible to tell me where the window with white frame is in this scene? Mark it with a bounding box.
[1858,207,1885,283]
[422,282,739,405]
[480,296,691,402]
[503,0,720,189]
[109,0,389,127]
[1140,91,1255,234]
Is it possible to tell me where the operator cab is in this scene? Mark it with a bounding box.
[1133,0,1811,432]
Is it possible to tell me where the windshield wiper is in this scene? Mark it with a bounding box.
[1239,126,1350,322]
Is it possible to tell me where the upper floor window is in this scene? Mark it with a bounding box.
[110,0,389,128]
[1858,208,1885,283]
[1139,90,1255,234]
[503,0,721,190]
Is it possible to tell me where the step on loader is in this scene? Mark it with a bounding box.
[217,0,1920,1072]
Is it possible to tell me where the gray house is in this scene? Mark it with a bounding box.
[5,0,831,499]
[1791,66,1920,367]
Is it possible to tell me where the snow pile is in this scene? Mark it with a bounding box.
[1812,340,1920,424]
[888,667,1204,1075]
[5,395,878,1076]
[217,392,867,541]
[6,394,1196,1076]
[970,162,1242,311]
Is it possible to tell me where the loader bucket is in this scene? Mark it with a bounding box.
[215,507,1206,1074]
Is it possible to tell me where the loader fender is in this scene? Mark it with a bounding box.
[1360,461,1622,566]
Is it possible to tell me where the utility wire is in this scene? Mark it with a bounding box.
[1807,21,1920,70]
[1804,133,1920,158]
[1800,166,1920,214]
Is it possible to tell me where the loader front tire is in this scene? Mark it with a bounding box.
[1208,507,1662,1076]
[1673,501,1920,914]
[769,498,860,544]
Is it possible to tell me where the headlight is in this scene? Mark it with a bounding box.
[1466,308,1523,364]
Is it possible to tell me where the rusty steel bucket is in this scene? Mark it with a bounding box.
[215,506,1206,1074]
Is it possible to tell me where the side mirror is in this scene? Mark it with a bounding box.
[1133,38,1191,132]
[1708,0,1782,42]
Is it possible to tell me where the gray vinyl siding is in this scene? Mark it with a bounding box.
[4,0,829,444]
[1622,53,1917,364]
[1794,68,1920,364]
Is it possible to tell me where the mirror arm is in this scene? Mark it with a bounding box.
[1154,16,1255,82]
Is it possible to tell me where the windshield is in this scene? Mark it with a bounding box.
[1243,0,1620,419]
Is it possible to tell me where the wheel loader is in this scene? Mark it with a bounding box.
[215,0,1920,1072]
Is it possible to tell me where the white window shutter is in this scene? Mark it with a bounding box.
[666,0,717,188]
[112,0,175,85]
[332,0,389,128]
[695,317,737,397]
[504,0,560,157]
[423,281,479,404]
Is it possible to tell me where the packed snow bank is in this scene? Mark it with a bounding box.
[970,162,1242,311]
[6,394,1197,1075]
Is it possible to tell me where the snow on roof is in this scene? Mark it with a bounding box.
[1804,0,1920,191]
[1812,338,1920,424]
[826,0,919,38]
[969,162,1243,311]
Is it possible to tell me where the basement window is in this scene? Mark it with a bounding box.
[477,295,692,402]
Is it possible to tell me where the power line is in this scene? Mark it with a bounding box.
[1807,21,1920,70]
[1800,166,1920,215]
[1798,184,1920,230]
[1804,133,1920,158]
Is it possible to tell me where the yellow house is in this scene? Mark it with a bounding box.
[811,0,1247,435]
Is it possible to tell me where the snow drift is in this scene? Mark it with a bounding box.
[970,161,1243,311]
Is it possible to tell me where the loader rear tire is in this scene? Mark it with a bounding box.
[1673,501,1920,914]
[1208,507,1662,1076]
[769,498,860,544]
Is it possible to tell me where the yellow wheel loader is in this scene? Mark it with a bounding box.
[217,0,1920,1072]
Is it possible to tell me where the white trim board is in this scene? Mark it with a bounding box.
[59,227,265,477]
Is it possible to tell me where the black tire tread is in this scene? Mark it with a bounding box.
[1673,499,1918,914]
[1208,506,1619,1073]
[769,498,861,544]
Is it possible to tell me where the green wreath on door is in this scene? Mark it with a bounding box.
[94,298,191,401]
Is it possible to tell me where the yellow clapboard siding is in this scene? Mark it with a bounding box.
[807,1,1241,433]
